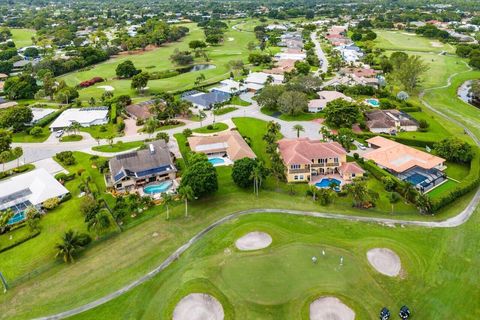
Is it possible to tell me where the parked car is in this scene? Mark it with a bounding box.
[55,130,64,138]
[358,143,366,150]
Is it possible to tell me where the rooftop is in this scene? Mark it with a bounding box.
[364,136,445,173]
[50,107,108,129]
[188,130,256,161]
[0,168,69,212]
[278,138,347,165]
[109,140,176,183]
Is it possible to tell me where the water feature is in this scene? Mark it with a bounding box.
[457,80,480,108]
[143,181,173,194]
[178,64,216,74]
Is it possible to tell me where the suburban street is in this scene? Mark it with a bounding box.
[311,31,329,74]
[6,92,324,170]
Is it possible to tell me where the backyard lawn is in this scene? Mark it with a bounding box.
[11,126,51,143]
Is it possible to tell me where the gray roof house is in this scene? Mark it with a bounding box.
[106,140,177,192]
[181,91,231,110]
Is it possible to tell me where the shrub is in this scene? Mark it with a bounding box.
[79,77,104,88]
[29,126,43,137]
[55,151,76,165]
[182,128,192,137]
[43,197,61,210]
[207,124,213,130]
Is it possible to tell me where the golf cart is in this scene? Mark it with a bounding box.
[399,305,411,319]
[380,307,390,320]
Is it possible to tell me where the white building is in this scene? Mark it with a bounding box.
[210,79,246,95]
[274,52,307,61]
[30,108,56,125]
[49,107,109,132]
[0,168,69,224]
[244,72,284,92]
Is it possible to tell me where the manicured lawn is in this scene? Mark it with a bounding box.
[92,141,144,153]
[155,121,185,131]
[71,207,480,320]
[12,127,51,143]
[0,145,473,319]
[214,106,237,115]
[60,22,256,100]
[374,29,455,54]
[60,134,83,142]
[80,124,119,139]
[399,110,452,142]
[192,122,228,133]
[230,96,251,106]
[10,28,36,48]
[427,179,459,199]
[261,106,322,121]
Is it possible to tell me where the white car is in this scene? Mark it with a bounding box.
[358,144,366,150]
[55,130,64,138]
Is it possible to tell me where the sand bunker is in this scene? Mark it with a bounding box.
[235,231,272,251]
[310,297,355,320]
[227,37,234,41]
[97,85,115,91]
[173,293,224,320]
[367,248,401,277]
[430,41,443,48]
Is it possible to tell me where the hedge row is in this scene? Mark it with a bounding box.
[431,150,480,212]
[0,230,41,254]
[35,107,65,128]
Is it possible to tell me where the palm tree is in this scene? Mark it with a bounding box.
[55,230,84,263]
[416,193,433,215]
[162,193,174,220]
[70,122,81,136]
[267,121,281,135]
[0,151,11,172]
[0,209,14,234]
[198,110,207,127]
[293,124,305,138]
[178,185,194,217]
[144,118,159,138]
[12,147,22,169]
[309,185,318,201]
[86,210,111,236]
[319,127,331,141]
[388,192,400,214]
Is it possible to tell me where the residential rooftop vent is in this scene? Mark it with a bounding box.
[149,144,155,155]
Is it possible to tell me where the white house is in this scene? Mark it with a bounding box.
[244,72,284,92]
[30,108,56,125]
[308,91,353,112]
[49,107,109,132]
[210,79,246,95]
[0,168,69,224]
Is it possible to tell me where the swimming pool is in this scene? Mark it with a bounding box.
[208,157,225,165]
[143,181,173,194]
[7,212,26,225]
[366,99,380,107]
[405,173,428,186]
[315,178,341,189]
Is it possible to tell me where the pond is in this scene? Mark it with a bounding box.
[457,80,480,108]
[177,64,216,74]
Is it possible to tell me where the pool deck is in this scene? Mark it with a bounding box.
[309,174,345,186]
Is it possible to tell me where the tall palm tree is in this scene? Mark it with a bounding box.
[293,124,305,138]
[178,185,194,217]
[55,230,83,263]
[0,209,14,233]
[0,151,11,172]
[162,193,174,220]
[12,147,22,169]
[309,185,317,201]
[198,110,207,127]
[267,121,281,135]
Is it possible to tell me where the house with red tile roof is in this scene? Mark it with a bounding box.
[277,138,364,183]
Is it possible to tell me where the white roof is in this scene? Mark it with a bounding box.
[210,79,242,94]
[0,168,69,211]
[195,142,228,152]
[245,72,284,85]
[50,107,108,129]
[274,53,306,60]
[31,108,56,123]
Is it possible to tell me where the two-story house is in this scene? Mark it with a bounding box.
[106,140,177,192]
[277,138,364,183]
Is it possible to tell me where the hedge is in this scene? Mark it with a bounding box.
[431,149,480,212]
[0,230,41,254]
[35,106,67,127]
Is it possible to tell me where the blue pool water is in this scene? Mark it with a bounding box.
[366,99,380,107]
[208,157,225,165]
[143,181,173,194]
[315,178,341,189]
[405,173,428,186]
[7,212,26,225]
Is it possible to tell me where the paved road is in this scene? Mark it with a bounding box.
[311,31,329,75]
[5,96,323,170]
